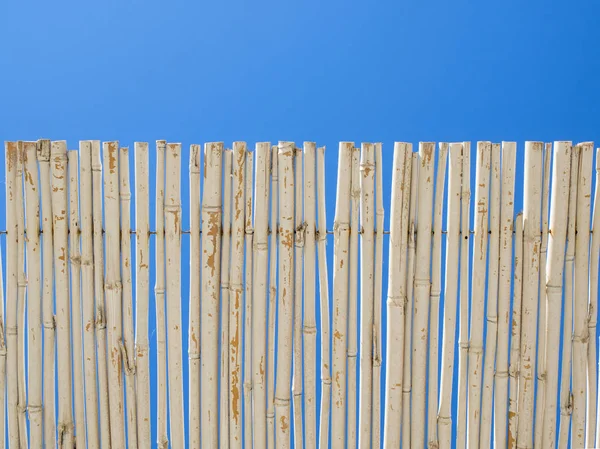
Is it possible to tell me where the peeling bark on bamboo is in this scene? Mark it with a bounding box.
[244,150,255,449]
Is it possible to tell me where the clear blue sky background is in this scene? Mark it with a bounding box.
[1,1,599,447]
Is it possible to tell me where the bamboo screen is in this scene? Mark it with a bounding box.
[1,140,599,449]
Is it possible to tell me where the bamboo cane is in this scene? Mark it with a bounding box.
[317,145,331,449]
[571,141,594,448]
[402,151,418,449]
[91,140,111,449]
[244,149,255,449]
[534,142,552,449]
[427,142,448,449]
[221,148,233,449]
[509,213,524,449]
[541,141,572,449]
[253,142,271,449]
[134,141,151,449]
[557,146,580,447]
[103,141,126,448]
[0,216,5,449]
[493,141,517,449]
[69,149,87,447]
[347,145,360,449]
[456,141,471,449]
[383,142,411,449]
[189,143,202,449]
[517,141,544,449]
[594,148,600,449]
[155,140,169,449]
[24,141,43,447]
[201,142,223,448]
[51,140,75,448]
[292,148,304,449]
[331,142,353,448]
[479,142,501,448]
[437,142,463,449]
[411,142,436,449]
[230,142,246,448]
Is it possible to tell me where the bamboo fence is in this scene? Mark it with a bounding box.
[0,139,599,449]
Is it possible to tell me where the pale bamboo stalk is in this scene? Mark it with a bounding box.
[317,146,331,449]
[51,140,75,448]
[303,142,317,449]
[437,142,463,449]
[134,142,151,449]
[509,213,524,449]
[24,141,43,447]
[5,142,20,449]
[0,216,5,449]
[517,141,544,449]
[292,148,304,449]
[534,142,552,449]
[103,141,126,448]
[411,142,436,448]
[230,142,246,448]
[244,150,255,449]
[402,151,418,449]
[253,143,271,449]
[479,142,501,448]
[347,145,360,449]
[154,140,169,449]
[91,140,111,449]
[493,141,517,449]
[220,149,233,449]
[382,143,411,448]
[189,144,202,449]
[572,141,594,448]
[69,149,87,447]
[267,145,278,449]
[557,146,580,447]
[541,141,572,449]
[201,142,223,448]
[427,142,448,449]
[467,141,492,449]
[456,141,471,449]
[371,143,384,449]
[331,142,353,448]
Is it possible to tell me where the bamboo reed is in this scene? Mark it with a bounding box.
[0,220,5,449]
[244,149,255,449]
[493,141,517,449]
[201,142,223,448]
[427,142,448,449]
[331,142,353,448]
[437,142,463,449]
[134,141,151,449]
[541,141,572,449]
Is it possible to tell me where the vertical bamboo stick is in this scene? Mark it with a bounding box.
[134,142,151,449]
[0,217,5,449]
[155,140,169,449]
[411,142,436,449]
[572,141,593,448]
[479,142,501,448]
[52,140,75,448]
[24,141,43,447]
[244,149,255,449]
[317,146,331,449]
[91,140,111,449]
[253,143,271,449]
[456,141,471,449]
[437,142,463,449]
[557,146,580,447]
[331,142,353,448]
[69,149,87,447]
[189,143,202,449]
[493,141,517,449]
[427,142,448,449]
[541,141,572,449]
[201,142,223,448]
[303,142,317,449]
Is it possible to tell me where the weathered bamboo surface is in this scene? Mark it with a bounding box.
[0,139,599,448]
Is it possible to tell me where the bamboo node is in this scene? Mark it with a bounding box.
[303,325,317,335]
[69,254,82,266]
[295,223,307,247]
[469,345,483,355]
[6,326,18,336]
[157,438,170,449]
[495,370,509,379]
[333,221,350,234]
[119,340,137,375]
[28,404,43,414]
[254,242,268,251]
[189,352,201,360]
[104,281,123,292]
[459,341,469,349]
[95,308,106,329]
[438,415,452,425]
[202,205,222,213]
[42,317,56,330]
[120,192,132,200]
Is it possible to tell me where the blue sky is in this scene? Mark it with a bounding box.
[1,1,600,447]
